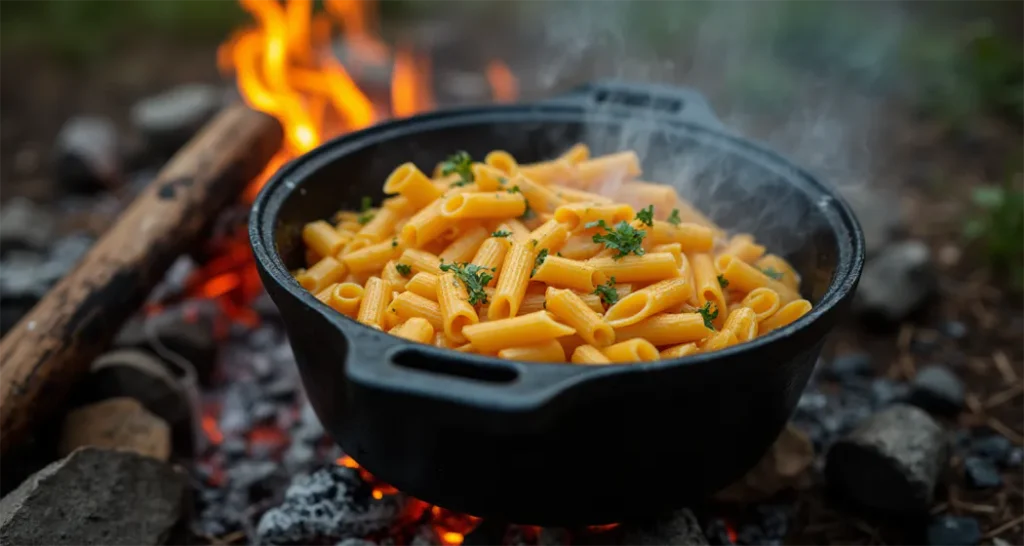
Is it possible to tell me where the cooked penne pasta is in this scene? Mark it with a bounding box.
[296,147,814,364]
[545,287,615,347]
[571,344,612,364]
[356,277,392,329]
[498,340,565,362]
[463,311,576,353]
[602,338,660,363]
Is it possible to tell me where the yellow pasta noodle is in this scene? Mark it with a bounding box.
[295,147,814,365]
[759,299,812,333]
[602,338,660,363]
[356,277,392,329]
[571,344,612,364]
[463,311,576,353]
[498,340,565,362]
[545,287,615,347]
[389,317,435,343]
[437,271,480,344]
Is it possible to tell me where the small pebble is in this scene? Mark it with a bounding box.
[941,320,967,339]
[908,365,965,417]
[1006,447,1023,468]
[927,516,981,546]
[870,378,909,408]
[963,456,1003,488]
[971,435,1012,463]
[824,353,873,381]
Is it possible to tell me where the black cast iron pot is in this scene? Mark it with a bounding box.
[249,81,864,525]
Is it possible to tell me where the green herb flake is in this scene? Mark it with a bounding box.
[760,267,784,280]
[441,151,474,187]
[357,196,375,225]
[391,238,398,248]
[593,276,619,306]
[697,301,719,330]
[532,248,549,276]
[635,205,655,227]
[491,230,512,238]
[395,263,412,277]
[507,185,521,194]
[587,219,647,260]
[438,261,496,305]
[717,274,729,288]
[667,208,682,226]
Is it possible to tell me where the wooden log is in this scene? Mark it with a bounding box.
[58,397,171,461]
[0,104,282,453]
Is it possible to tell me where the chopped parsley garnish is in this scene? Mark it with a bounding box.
[586,219,646,260]
[507,185,521,194]
[441,151,474,187]
[491,230,512,238]
[508,184,533,218]
[667,208,682,226]
[395,263,412,277]
[357,196,374,225]
[498,176,508,186]
[439,261,495,305]
[635,205,654,227]
[532,248,549,276]
[593,276,619,306]
[760,267,784,280]
[697,301,719,330]
[717,274,729,288]
[391,238,398,248]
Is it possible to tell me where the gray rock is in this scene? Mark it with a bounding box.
[854,240,936,323]
[0,198,55,252]
[619,508,708,545]
[53,116,120,192]
[908,365,965,417]
[131,83,223,154]
[0,447,185,545]
[927,516,981,546]
[963,456,1002,488]
[0,250,48,299]
[825,404,948,514]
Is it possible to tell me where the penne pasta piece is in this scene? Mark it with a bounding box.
[356,277,392,329]
[755,254,801,292]
[305,248,322,268]
[498,340,565,362]
[437,272,480,344]
[381,260,409,292]
[613,313,712,346]
[518,158,576,186]
[722,307,758,342]
[550,185,614,205]
[558,233,605,260]
[400,198,448,248]
[484,150,519,175]
[439,224,491,264]
[510,172,565,213]
[296,256,347,293]
[670,197,723,235]
[545,287,615,347]
[472,163,510,191]
[440,191,527,220]
[405,272,439,301]
[327,282,364,317]
[576,151,642,189]
[334,210,360,224]
[554,202,635,232]
[303,220,347,258]
[615,181,679,219]
[382,195,416,215]
[571,344,612,364]
[314,283,336,304]
[336,220,363,234]
[758,299,812,334]
[356,206,403,243]
[488,242,533,320]
[340,236,371,256]
[527,219,570,252]
[389,317,435,343]
[470,233,513,285]
[481,291,604,317]
[741,287,781,322]
[587,252,680,283]
[532,256,606,292]
[716,254,800,304]
[699,330,738,352]
[384,163,444,209]
[504,218,532,243]
[721,234,766,264]
[389,290,444,331]
[559,143,590,164]
[602,338,660,363]
[558,334,589,356]
[463,311,576,353]
[603,277,693,328]
[691,253,727,328]
[398,248,443,276]
[341,238,405,274]
[660,342,699,359]
[647,221,715,253]
[433,331,451,348]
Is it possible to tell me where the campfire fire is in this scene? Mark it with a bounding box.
[191,1,521,544]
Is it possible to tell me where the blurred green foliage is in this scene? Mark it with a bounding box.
[963,167,1024,290]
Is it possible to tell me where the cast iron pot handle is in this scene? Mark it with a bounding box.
[344,326,594,416]
[549,80,725,131]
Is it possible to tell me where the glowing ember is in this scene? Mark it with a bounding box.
[201,414,223,445]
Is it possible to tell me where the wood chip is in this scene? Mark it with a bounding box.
[58,397,170,461]
[985,384,1024,409]
[984,514,1024,539]
[992,351,1018,384]
[986,416,1024,445]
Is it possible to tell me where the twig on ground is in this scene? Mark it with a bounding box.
[984,514,1024,539]
[992,351,1018,384]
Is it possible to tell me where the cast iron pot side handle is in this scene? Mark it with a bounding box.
[344,331,594,415]
[548,80,726,131]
